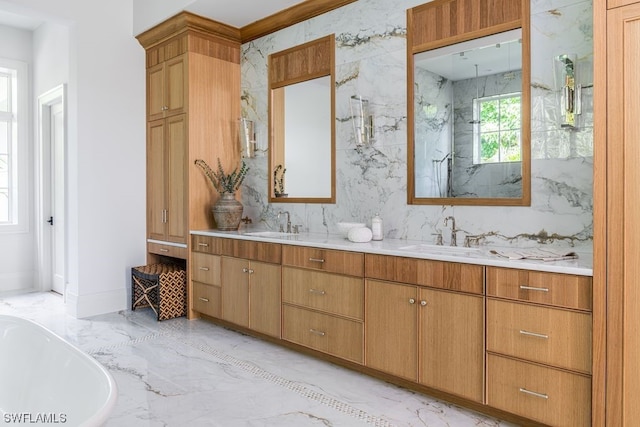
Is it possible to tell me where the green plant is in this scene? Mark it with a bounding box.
[195,158,249,194]
[273,164,286,195]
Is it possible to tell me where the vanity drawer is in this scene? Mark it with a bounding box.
[219,238,281,264]
[192,282,221,318]
[282,246,364,277]
[191,252,221,286]
[487,354,591,427]
[148,241,187,259]
[192,235,219,254]
[487,299,592,373]
[365,254,483,294]
[282,305,363,364]
[282,267,364,320]
[486,267,592,311]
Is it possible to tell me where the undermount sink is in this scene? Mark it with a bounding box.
[398,243,480,255]
[244,231,295,238]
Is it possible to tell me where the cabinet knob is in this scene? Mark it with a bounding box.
[242,268,249,273]
[248,269,254,274]
[409,298,416,304]
[420,300,427,306]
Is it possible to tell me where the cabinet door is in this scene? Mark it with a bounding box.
[606,5,640,424]
[249,261,281,338]
[365,279,417,381]
[418,288,484,402]
[165,114,187,244]
[164,56,186,117]
[146,119,166,241]
[147,56,186,121]
[221,257,249,327]
[147,63,165,120]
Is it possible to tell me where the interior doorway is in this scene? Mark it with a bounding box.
[37,85,66,296]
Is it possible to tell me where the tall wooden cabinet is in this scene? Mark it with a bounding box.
[137,12,242,318]
[594,1,640,424]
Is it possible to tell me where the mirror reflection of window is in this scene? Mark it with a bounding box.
[473,92,522,164]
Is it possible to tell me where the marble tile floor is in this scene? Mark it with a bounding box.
[0,292,517,427]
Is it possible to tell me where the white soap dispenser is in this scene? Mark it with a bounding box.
[371,213,383,241]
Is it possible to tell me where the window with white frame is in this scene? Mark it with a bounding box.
[473,92,522,164]
[0,59,28,230]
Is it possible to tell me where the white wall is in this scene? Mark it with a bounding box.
[0,24,35,294]
[0,0,146,317]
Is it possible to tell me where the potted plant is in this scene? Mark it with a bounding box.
[273,164,287,197]
[195,158,249,230]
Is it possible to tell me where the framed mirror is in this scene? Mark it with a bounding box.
[268,35,336,203]
[407,0,530,206]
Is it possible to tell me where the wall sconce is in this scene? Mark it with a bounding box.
[239,118,256,158]
[350,95,374,145]
[554,54,582,129]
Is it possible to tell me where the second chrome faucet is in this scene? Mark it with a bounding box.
[444,216,458,246]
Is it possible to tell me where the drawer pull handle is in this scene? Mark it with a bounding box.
[308,257,325,263]
[519,285,549,292]
[519,388,548,400]
[198,297,210,303]
[309,289,326,295]
[159,248,169,252]
[198,243,209,247]
[199,267,210,271]
[309,328,326,337]
[519,330,549,339]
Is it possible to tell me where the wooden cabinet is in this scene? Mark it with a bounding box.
[221,255,281,338]
[137,12,241,277]
[365,278,484,402]
[281,246,364,363]
[190,239,222,318]
[147,55,187,121]
[595,1,640,424]
[364,254,484,403]
[485,267,592,426]
[147,115,188,245]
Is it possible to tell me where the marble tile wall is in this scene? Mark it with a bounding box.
[239,0,593,249]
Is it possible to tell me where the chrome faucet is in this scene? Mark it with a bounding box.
[278,211,291,233]
[444,216,458,246]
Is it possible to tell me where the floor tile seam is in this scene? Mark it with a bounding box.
[168,331,397,427]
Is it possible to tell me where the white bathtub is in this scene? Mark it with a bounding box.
[0,315,117,426]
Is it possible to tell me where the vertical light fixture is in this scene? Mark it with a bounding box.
[239,117,255,158]
[350,95,374,145]
[554,54,582,129]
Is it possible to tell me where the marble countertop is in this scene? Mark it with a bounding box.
[191,228,593,277]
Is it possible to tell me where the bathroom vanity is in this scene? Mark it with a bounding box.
[189,230,592,427]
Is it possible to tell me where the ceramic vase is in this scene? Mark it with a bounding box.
[212,193,243,231]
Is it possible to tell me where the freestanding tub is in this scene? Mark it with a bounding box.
[0,315,117,426]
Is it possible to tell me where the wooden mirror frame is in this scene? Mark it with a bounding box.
[407,0,531,206]
[268,34,336,203]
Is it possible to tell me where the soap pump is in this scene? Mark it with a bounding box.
[371,213,383,241]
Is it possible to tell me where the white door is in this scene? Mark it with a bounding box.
[49,101,65,294]
[38,85,66,296]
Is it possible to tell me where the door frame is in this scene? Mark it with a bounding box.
[36,84,66,294]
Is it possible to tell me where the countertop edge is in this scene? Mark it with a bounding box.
[190,229,593,277]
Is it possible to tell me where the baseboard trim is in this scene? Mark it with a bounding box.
[66,287,127,318]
